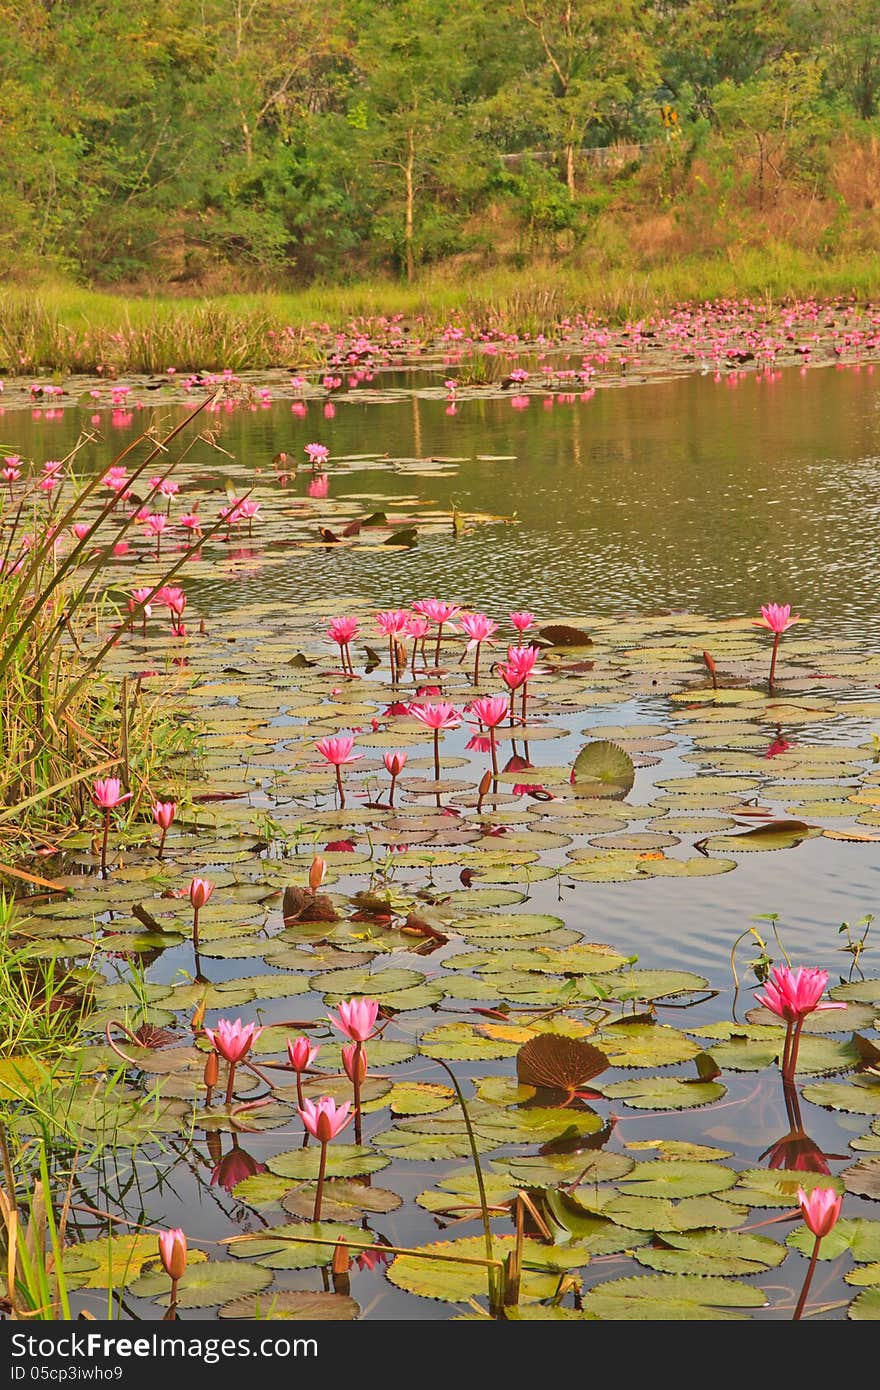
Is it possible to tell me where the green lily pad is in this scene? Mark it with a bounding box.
[268,1145,389,1179]
[571,741,635,799]
[581,1274,766,1320]
[602,1077,726,1110]
[128,1259,272,1307]
[219,1291,360,1319]
[633,1229,787,1276]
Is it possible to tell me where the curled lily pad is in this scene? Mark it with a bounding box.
[571,741,635,799]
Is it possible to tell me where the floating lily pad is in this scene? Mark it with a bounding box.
[219,1291,359,1319]
[581,1274,766,1320]
[128,1259,272,1307]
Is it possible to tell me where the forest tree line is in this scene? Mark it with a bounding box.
[1,1,879,287]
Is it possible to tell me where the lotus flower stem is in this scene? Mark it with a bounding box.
[225,1061,237,1108]
[785,1017,806,1083]
[314,1140,328,1223]
[769,632,782,692]
[100,809,111,878]
[335,764,345,807]
[489,726,498,779]
[433,729,441,782]
[192,906,201,954]
[388,636,397,683]
[434,623,444,666]
[473,645,481,684]
[793,1233,821,1320]
[353,1041,363,1145]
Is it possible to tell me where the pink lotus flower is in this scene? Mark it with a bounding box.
[342,1042,367,1085]
[408,701,461,731]
[412,598,460,625]
[316,735,360,767]
[383,749,406,806]
[756,965,844,1082]
[316,735,360,806]
[412,599,460,665]
[459,612,498,648]
[327,616,358,674]
[755,965,844,1024]
[180,513,202,533]
[157,1228,187,1287]
[376,609,410,636]
[409,701,460,781]
[510,610,536,633]
[468,694,509,776]
[405,615,430,639]
[72,523,90,541]
[92,778,132,810]
[203,1017,264,1065]
[287,1036,320,1072]
[753,603,803,691]
[753,603,802,634]
[145,513,167,535]
[298,1095,351,1143]
[189,877,215,910]
[151,800,176,857]
[468,695,509,729]
[797,1185,842,1238]
[305,443,330,466]
[330,997,380,1043]
[459,611,498,681]
[793,1184,844,1319]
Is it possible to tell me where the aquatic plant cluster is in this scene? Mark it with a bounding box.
[3,296,880,387]
[2,364,880,1324]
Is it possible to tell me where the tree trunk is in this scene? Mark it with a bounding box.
[404,127,415,282]
[565,141,576,197]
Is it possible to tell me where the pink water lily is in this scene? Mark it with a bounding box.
[753,603,801,634]
[383,750,407,805]
[755,965,844,1025]
[298,1097,353,1222]
[188,877,214,955]
[510,610,536,633]
[316,734,361,806]
[756,965,844,1081]
[459,612,498,681]
[793,1185,844,1319]
[203,1016,263,1065]
[327,615,358,674]
[305,442,329,467]
[330,997,380,1043]
[287,1034,320,1108]
[92,778,132,811]
[468,694,510,777]
[151,800,177,858]
[797,1185,842,1239]
[409,701,461,781]
[753,603,803,690]
[93,778,132,879]
[376,608,409,680]
[342,1042,367,1085]
[157,1228,187,1306]
[412,598,461,665]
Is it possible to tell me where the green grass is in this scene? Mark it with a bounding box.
[4,247,880,374]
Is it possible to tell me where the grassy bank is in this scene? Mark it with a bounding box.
[4,248,880,376]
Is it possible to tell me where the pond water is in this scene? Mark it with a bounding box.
[8,358,880,1321]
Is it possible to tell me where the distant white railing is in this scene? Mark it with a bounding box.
[499,142,651,169]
